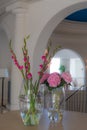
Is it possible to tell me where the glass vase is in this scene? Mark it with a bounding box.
[44,87,65,124]
[19,80,44,126]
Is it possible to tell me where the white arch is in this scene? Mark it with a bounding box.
[53,48,86,86]
[33,1,87,81]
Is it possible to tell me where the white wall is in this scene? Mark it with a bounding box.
[0,12,16,79]
[0,28,11,72]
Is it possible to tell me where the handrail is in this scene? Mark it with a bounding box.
[65,85,85,101]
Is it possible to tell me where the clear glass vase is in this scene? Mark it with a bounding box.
[44,87,65,124]
[19,81,44,126]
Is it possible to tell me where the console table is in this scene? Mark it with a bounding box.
[0,110,87,130]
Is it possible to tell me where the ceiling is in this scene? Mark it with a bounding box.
[0,1,87,23]
[66,8,87,23]
[0,0,16,7]
[0,0,17,15]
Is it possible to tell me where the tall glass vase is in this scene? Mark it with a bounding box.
[44,86,65,123]
[19,80,44,126]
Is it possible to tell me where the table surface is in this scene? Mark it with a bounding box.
[0,110,87,130]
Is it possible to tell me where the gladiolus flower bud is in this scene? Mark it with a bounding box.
[27,73,32,79]
[24,57,27,62]
[19,65,24,70]
[41,55,46,61]
[39,64,43,69]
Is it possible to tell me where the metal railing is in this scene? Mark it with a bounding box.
[65,86,87,113]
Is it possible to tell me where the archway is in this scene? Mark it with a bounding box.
[32,1,87,113]
[33,1,87,80]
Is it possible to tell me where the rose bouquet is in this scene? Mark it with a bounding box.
[40,71,72,90]
[40,71,72,123]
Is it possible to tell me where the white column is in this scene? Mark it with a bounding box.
[6,2,28,110]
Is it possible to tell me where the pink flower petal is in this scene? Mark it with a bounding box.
[39,64,43,69]
[61,72,72,83]
[40,73,50,84]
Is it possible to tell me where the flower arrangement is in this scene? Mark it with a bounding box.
[40,71,72,123]
[40,71,72,90]
[9,36,61,125]
[9,36,60,95]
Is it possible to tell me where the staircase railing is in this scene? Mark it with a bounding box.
[65,85,87,113]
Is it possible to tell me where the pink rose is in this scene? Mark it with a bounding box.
[40,73,50,84]
[61,72,72,84]
[47,72,61,87]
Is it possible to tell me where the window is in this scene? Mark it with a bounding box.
[50,58,60,73]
